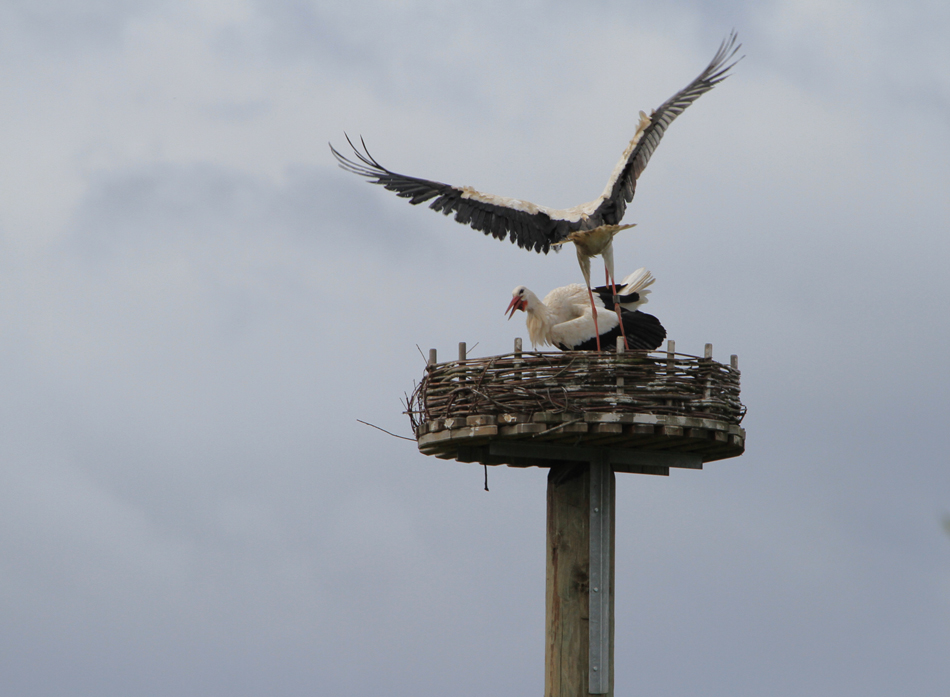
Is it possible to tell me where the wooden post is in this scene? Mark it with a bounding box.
[616,337,624,392]
[546,460,615,696]
[666,340,676,406]
[514,337,523,382]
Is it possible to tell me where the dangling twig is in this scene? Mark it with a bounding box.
[356,419,416,442]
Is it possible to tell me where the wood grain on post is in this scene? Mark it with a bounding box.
[546,463,615,696]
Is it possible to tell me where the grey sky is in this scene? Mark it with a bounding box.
[0,1,948,695]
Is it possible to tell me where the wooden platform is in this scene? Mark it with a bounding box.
[417,412,743,475]
[408,341,746,475]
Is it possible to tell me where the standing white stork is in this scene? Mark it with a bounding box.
[331,32,739,347]
[551,222,636,350]
[505,268,666,351]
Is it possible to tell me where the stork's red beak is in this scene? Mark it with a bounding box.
[506,296,526,320]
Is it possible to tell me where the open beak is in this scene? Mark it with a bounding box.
[505,297,526,320]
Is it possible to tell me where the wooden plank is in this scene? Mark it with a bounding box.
[588,455,615,694]
[488,442,701,471]
[534,422,589,441]
[446,425,498,441]
[499,423,547,437]
[531,412,565,424]
[612,463,670,476]
[585,413,637,424]
[582,424,625,447]
[417,430,454,447]
[622,423,667,450]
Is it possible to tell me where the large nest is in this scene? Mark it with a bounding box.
[406,349,745,435]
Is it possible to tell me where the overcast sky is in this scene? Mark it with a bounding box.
[1,1,948,695]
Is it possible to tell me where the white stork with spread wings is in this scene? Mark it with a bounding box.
[505,268,665,352]
[332,32,740,348]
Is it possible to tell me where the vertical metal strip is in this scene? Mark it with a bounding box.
[589,452,612,694]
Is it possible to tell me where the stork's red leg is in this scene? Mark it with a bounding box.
[586,284,602,351]
[607,267,630,351]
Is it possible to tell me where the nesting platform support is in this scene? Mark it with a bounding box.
[407,339,746,696]
[547,458,616,696]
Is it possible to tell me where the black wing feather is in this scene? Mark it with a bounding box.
[589,31,743,225]
[568,310,667,352]
[592,284,640,311]
[329,135,561,253]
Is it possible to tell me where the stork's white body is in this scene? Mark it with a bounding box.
[514,269,655,349]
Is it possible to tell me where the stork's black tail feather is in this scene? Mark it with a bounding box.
[621,310,667,350]
[568,310,666,352]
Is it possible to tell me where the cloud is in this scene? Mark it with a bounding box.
[0,2,949,695]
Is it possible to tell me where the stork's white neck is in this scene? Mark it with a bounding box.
[523,290,555,348]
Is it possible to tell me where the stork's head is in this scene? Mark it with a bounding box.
[506,286,530,320]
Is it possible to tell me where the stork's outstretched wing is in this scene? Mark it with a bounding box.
[330,135,571,253]
[331,32,741,253]
[584,31,742,225]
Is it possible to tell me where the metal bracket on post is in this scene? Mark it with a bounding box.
[589,451,612,694]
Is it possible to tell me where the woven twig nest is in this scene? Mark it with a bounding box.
[406,347,746,473]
